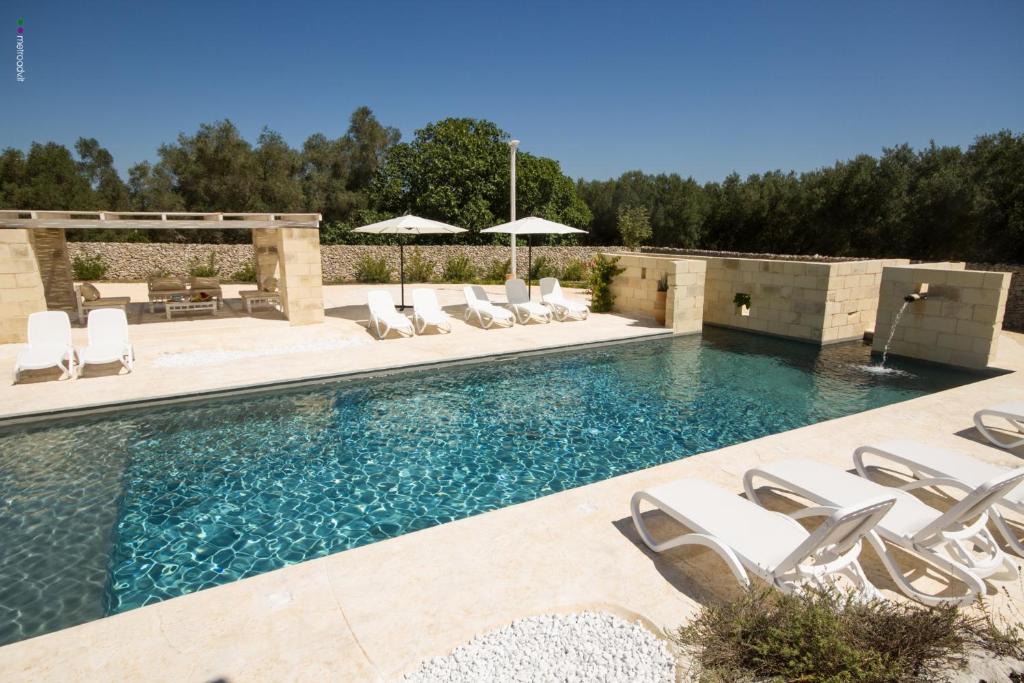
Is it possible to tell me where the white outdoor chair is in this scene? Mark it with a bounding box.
[974,403,1024,450]
[854,439,1024,557]
[744,458,1024,605]
[411,288,451,334]
[367,290,414,339]
[539,277,589,321]
[462,285,514,329]
[77,308,135,377]
[504,278,551,324]
[631,478,894,600]
[13,311,75,383]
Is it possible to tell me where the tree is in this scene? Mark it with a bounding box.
[369,117,591,241]
[617,205,651,250]
[75,138,129,210]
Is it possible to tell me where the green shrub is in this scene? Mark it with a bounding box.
[230,260,257,283]
[71,253,107,281]
[404,248,435,282]
[355,254,392,283]
[442,254,476,282]
[483,258,511,282]
[670,587,1024,683]
[529,255,557,281]
[561,259,588,282]
[187,252,220,278]
[588,254,625,312]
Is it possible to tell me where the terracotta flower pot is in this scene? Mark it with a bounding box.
[654,290,667,325]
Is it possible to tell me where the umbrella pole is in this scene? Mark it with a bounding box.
[528,236,533,300]
[399,242,405,309]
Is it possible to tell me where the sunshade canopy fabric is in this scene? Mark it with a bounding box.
[352,215,467,235]
[481,217,587,236]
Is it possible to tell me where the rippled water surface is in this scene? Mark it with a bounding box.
[0,329,983,645]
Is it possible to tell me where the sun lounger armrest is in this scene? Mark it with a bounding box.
[898,477,972,494]
[788,505,841,520]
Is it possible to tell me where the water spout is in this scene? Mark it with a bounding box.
[904,292,927,303]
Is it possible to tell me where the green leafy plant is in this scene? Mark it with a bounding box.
[71,253,107,281]
[230,260,258,283]
[187,252,220,278]
[354,254,391,283]
[483,258,511,282]
[404,248,435,282]
[733,292,751,309]
[442,254,476,282]
[617,205,652,250]
[561,259,587,282]
[670,586,1023,683]
[588,254,625,312]
[529,255,557,281]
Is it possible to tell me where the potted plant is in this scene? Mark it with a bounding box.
[733,292,751,316]
[654,274,669,325]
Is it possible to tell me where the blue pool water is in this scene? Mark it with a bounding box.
[0,329,984,645]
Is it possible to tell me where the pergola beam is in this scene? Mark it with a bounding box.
[0,210,321,230]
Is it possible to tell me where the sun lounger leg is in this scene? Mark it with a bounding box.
[975,410,1024,450]
[865,533,981,606]
[991,511,1024,558]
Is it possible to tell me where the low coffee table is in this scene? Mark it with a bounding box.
[165,300,218,320]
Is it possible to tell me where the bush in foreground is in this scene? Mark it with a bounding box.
[71,253,107,280]
[669,587,1023,683]
[355,254,391,283]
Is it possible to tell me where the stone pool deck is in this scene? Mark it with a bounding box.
[0,283,665,421]
[1,296,1024,681]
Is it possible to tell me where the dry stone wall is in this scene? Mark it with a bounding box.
[65,242,626,283]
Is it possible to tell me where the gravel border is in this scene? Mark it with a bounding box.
[402,612,676,683]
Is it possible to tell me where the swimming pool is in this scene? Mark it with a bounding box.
[0,329,984,645]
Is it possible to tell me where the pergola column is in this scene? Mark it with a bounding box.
[252,228,280,288]
[0,229,48,343]
[275,228,324,325]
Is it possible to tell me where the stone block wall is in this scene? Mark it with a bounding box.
[0,229,48,343]
[606,253,705,334]
[29,229,76,317]
[673,255,907,344]
[872,264,1010,368]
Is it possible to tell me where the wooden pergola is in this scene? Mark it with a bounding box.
[0,210,324,343]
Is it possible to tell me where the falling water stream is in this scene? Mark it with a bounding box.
[880,300,911,367]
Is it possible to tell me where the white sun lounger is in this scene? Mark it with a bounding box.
[367,290,414,339]
[463,285,514,329]
[974,403,1024,450]
[504,278,551,324]
[854,439,1024,557]
[13,311,75,383]
[77,308,135,377]
[744,459,1024,605]
[539,278,589,321]
[631,478,895,599]
[411,288,451,334]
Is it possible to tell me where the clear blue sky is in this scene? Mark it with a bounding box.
[2,0,1021,182]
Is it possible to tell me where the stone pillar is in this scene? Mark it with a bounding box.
[873,263,1010,368]
[29,228,77,316]
[0,229,48,343]
[252,228,281,288]
[276,228,324,325]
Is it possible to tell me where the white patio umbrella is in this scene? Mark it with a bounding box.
[353,215,467,309]
[481,217,588,298]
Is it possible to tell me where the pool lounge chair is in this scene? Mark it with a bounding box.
[367,290,414,339]
[743,458,1024,605]
[411,289,451,334]
[539,278,589,321]
[504,278,551,324]
[13,311,75,382]
[463,285,514,329]
[77,308,134,377]
[631,478,895,599]
[974,403,1024,450]
[854,439,1024,557]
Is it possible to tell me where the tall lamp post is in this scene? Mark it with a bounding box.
[508,139,520,278]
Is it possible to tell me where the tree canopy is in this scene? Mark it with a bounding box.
[0,112,1021,262]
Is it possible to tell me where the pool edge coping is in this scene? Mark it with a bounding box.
[0,329,674,428]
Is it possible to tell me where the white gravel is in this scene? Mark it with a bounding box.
[402,612,676,683]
